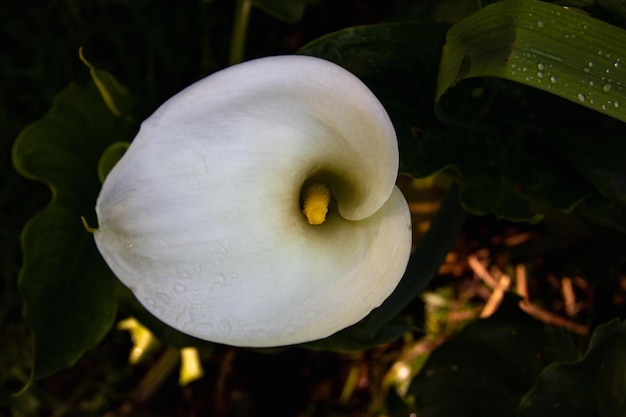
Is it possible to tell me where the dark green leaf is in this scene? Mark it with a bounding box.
[518,319,626,417]
[250,0,312,23]
[303,317,411,352]
[12,82,131,380]
[536,124,626,235]
[98,142,129,183]
[576,196,626,236]
[596,0,626,28]
[18,207,117,380]
[548,129,626,204]
[407,295,578,417]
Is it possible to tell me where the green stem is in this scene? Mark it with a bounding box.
[229,0,252,65]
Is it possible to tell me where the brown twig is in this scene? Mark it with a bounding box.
[468,254,499,289]
[480,274,511,318]
[514,265,588,334]
[518,300,588,335]
[515,264,528,300]
[561,277,577,316]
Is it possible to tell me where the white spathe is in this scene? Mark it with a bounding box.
[94,55,412,347]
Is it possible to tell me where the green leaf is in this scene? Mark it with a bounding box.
[576,196,626,236]
[547,129,626,204]
[303,317,412,352]
[12,82,130,380]
[98,141,129,183]
[18,207,117,380]
[437,0,626,123]
[79,47,133,120]
[406,295,578,417]
[596,0,626,27]
[531,123,626,235]
[518,319,626,417]
[250,0,312,23]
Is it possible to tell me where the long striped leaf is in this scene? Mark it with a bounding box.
[438,0,626,123]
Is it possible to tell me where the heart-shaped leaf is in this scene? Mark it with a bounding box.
[518,318,626,417]
[13,79,132,380]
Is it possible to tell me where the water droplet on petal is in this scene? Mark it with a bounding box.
[219,319,232,335]
[550,76,558,84]
[577,93,586,102]
[537,20,545,28]
[214,273,226,285]
[157,292,172,304]
[537,62,545,71]
[603,83,612,93]
[174,283,186,294]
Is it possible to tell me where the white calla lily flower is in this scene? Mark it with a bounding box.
[94,55,412,347]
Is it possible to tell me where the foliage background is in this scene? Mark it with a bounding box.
[2,0,625,416]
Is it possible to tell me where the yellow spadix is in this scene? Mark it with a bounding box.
[302,183,331,225]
